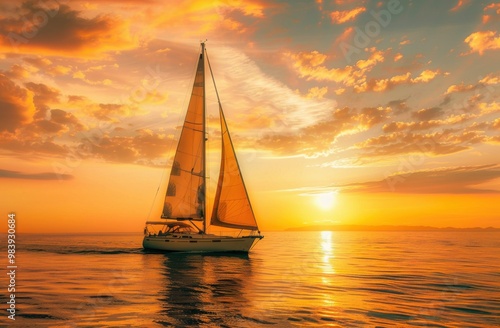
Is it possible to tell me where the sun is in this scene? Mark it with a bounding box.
[314,191,338,210]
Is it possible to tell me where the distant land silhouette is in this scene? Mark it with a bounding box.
[285,225,500,232]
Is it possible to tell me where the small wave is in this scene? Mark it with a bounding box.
[17,313,62,320]
[25,247,144,255]
[444,306,492,315]
[321,317,337,322]
[426,283,477,290]
[366,310,413,321]
[234,314,276,325]
[88,295,115,299]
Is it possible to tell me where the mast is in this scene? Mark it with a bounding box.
[201,41,207,233]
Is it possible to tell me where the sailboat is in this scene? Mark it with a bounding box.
[142,43,263,252]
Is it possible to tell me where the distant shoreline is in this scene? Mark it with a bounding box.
[285,225,500,232]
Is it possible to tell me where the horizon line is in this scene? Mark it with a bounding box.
[2,224,500,234]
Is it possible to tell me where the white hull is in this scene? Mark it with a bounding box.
[143,234,262,253]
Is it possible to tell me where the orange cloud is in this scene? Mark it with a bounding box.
[315,0,324,11]
[464,30,500,55]
[478,101,500,115]
[92,103,133,121]
[411,69,439,83]
[0,169,73,180]
[25,82,61,119]
[72,70,113,86]
[257,105,390,156]
[305,86,328,99]
[355,129,482,158]
[492,118,500,130]
[150,0,269,36]
[383,114,471,133]
[450,0,470,12]
[285,48,386,89]
[336,26,354,43]
[355,48,385,70]
[4,64,31,79]
[286,48,439,93]
[445,83,476,95]
[0,3,138,58]
[0,73,36,132]
[484,3,500,13]
[483,1,500,23]
[0,75,89,158]
[479,73,500,85]
[34,109,84,136]
[354,69,441,93]
[293,50,327,67]
[330,7,366,24]
[215,0,268,18]
[412,107,443,121]
[340,164,500,194]
[84,129,174,164]
[284,50,353,83]
[0,74,162,162]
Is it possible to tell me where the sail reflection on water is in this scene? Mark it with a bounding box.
[157,253,259,326]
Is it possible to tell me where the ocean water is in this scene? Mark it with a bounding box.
[1,231,499,327]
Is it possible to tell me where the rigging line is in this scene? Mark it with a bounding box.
[146,161,167,222]
[205,47,222,106]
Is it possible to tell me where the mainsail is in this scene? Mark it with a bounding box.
[210,104,259,230]
[162,52,205,221]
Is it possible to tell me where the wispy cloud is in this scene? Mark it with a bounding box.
[449,0,470,12]
[329,7,366,24]
[0,169,73,180]
[209,46,337,134]
[338,164,500,194]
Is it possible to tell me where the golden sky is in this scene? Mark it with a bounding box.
[1,0,499,233]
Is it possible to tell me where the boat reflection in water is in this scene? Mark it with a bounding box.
[156,253,272,326]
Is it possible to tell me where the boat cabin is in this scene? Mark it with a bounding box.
[144,221,197,236]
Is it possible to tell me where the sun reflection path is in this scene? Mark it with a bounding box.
[321,231,335,273]
[320,231,336,309]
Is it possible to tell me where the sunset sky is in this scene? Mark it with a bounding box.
[1,0,499,233]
